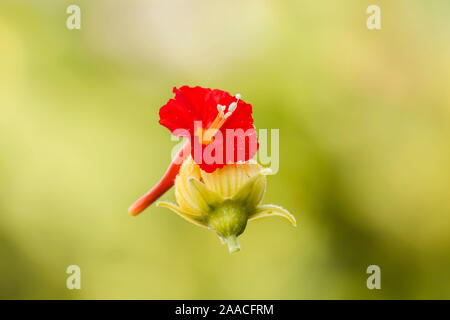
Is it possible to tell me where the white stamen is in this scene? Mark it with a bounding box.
[217,104,225,115]
[223,93,242,119]
[216,94,242,119]
[228,102,237,113]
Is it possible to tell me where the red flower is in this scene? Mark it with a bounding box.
[129,86,258,216]
[159,86,258,172]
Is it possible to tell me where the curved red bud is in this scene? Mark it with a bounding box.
[128,141,190,216]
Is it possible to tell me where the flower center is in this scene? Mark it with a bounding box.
[196,93,241,145]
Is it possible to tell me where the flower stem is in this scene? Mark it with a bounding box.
[225,236,240,254]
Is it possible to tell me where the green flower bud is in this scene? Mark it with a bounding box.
[157,157,296,253]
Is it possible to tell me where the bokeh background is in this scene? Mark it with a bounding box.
[1,0,449,299]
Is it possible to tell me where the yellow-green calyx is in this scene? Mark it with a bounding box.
[157,157,296,253]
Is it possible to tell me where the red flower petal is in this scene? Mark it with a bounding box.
[158,98,192,136]
[159,86,259,172]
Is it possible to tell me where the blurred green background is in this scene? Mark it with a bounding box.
[1,0,449,299]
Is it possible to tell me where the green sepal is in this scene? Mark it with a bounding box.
[188,177,224,210]
[231,168,272,210]
[157,201,209,228]
[248,204,297,226]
